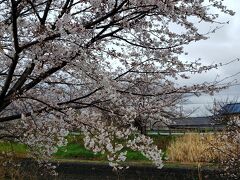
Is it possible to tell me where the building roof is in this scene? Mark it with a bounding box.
[220,103,240,115]
[171,116,213,127]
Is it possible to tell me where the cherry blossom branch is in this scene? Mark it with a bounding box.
[0,1,20,100]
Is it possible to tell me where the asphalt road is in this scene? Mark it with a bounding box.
[19,160,224,180]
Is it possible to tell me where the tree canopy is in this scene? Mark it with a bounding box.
[0,0,234,170]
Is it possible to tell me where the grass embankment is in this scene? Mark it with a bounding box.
[0,133,223,180]
[0,133,220,166]
[0,141,27,157]
[54,134,166,161]
[0,133,175,162]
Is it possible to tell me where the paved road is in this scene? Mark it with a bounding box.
[20,160,224,180]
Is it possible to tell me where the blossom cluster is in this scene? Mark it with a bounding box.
[82,121,163,170]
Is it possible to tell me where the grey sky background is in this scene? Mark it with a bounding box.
[180,1,240,117]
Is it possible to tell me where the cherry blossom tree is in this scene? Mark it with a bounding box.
[0,0,234,170]
[209,102,240,179]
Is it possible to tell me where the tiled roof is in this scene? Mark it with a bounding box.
[221,103,240,115]
[171,116,213,126]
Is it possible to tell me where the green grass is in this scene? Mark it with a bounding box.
[54,133,176,161]
[0,141,27,155]
[54,143,105,160]
[126,150,148,161]
[0,133,176,162]
[54,143,149,161]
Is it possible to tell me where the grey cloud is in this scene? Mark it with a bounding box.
[180,1,240,116]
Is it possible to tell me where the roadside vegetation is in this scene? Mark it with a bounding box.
[167,133,220,163]
[2,132,227,178]
[0,132,222,164]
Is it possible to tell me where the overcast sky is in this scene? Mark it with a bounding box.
[180,1,240,117]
